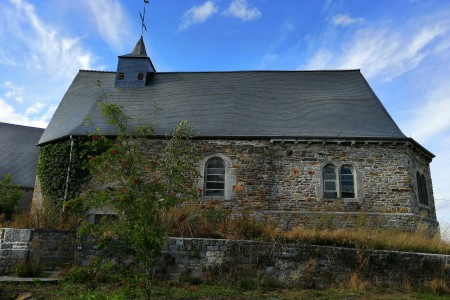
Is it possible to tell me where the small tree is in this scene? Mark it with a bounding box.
[0,174,21,220]
[73,88,198,299]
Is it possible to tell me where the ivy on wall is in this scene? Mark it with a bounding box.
[37,137,110,206]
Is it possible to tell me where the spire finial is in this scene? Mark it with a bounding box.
[140,0,149,37]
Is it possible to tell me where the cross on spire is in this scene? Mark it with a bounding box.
[140,0,149,37]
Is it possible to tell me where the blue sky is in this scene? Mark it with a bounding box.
[1,0,449,227]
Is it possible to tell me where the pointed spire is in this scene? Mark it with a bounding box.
[120,36,148,58]
[131,36,148,56]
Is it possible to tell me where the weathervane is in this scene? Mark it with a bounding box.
[140,0,149,37]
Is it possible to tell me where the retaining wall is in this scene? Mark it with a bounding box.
[75,236,450,288]
[0,228,75,274]
[2,228,449,289]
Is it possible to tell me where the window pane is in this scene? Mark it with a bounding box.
[204,158,225,196]
[416,172,423,204]
[324,191,337,198]
[420,174,428,205]
[323,164,337,198]
[340,165,354,198]
[325,181,336,190]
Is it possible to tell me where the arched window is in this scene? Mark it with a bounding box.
[340,165,355,198]
[420,174,429,206]
[416,172,423,204]
[323,163,356,199]
[204,157,225,196]
[323,164,337,198]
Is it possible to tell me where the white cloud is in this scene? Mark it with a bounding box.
[83,0,132,51]
[179,1,219,31]
[25,101,45,115]
[331,14,364,27]
[224,0,261,22]
[3,81,24,103]
[0,98,47,128]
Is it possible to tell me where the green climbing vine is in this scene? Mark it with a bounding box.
[36,137,110,206]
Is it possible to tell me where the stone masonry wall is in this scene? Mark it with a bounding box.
[75,237,450,289]
[161,238,450,288]
[0,228,32,274]
[3,230,448,288]
[32,138,437,232]
[0,228,75,275]
[138,139,437,231]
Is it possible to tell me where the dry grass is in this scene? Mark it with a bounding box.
[164,204,450,255]
[278,226,450,254]
[0,210,33,229]
[164,203,278,241]
[25,196,82,230]
[4,200,450,255]
[429,278,450,295]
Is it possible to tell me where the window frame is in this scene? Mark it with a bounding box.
[197,154,236,200]
[416,171,429,206]
[204,157,226,197]
[321,163,357,200]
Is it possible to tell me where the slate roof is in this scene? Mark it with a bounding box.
[0,123,44,188]
[39,69,407,145]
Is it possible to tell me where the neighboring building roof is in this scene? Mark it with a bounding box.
[39,69,406,145]
[0,122,44,188]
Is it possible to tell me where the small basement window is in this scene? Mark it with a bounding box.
[117,72,125,80]
[94,214,118,225]
[138,73,144,80]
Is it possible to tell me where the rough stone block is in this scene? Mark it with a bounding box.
[3,229,33,243]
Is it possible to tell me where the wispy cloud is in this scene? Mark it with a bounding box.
[339,23,449,80]
[83,0,132,52]
[303,49,334,70]
[258,21,296,69]
[224,0,261,22]
[331,14,364,27]
[2,0,96,79]
[304,22,450,80]
[179,1,218,31]
[403,84,450,143]
[0,0,99,128]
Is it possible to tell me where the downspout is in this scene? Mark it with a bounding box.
[62,135,74,212]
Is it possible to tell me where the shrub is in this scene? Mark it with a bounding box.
[13,261,34,277]
[0,174,20,220]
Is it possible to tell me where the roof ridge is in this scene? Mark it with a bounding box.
[79,69,116,73]
[79,69,360,74]
[156,69,361,74]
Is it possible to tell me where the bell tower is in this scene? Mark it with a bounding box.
[115,0,154,87]
[114,36,156,88]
